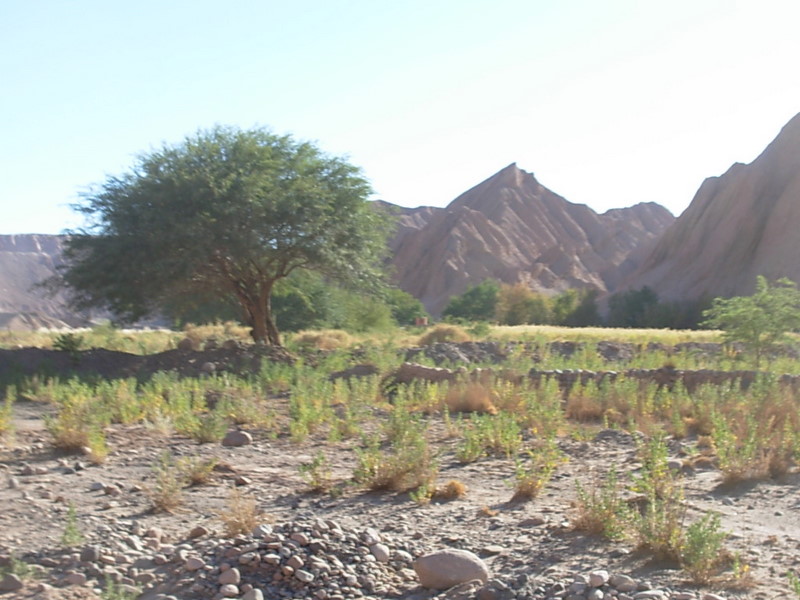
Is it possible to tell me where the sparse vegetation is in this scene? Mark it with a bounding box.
[219,485,264,536]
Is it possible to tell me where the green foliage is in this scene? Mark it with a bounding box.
[607,286,660,328]
[681,512,727,583]
[53,332,84,354]
[788,571,800,598]
[510,439,562,501]
[573,467,631,540]
[456,412,522,462]
[702,276,800,368]
[495,283,552,325]
[552,289,602,327]
[62,125,389,345]
[61,502,84,547]
[384,287,429,326]
[299,451,334,493]
[443,280,500,322]
[147,451,185,513]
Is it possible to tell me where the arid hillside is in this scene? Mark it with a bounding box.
[383,164,673,315]
[623,112,800,300]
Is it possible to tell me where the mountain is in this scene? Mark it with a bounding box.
[623,113,800,301]
[0,234,84,330]
[385,164,674,315]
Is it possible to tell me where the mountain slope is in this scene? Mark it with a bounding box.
[386,164,674,314]
[624,113,800,300]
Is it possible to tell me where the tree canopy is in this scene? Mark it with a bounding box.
[702,276,800,368]
[62,126,389,345]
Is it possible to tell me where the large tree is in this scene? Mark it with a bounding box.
[702,276,800,368]
[61,126,389,345]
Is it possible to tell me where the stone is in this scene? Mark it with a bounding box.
[65,571,88,585]
[243,589,265,600]
[80,545,101,563]
[610,574,638,592]
[185,556,205,571]
[589,569,610,587]
[218,567,241,585]
[414,548,490,590]
[188,525,210,539]
[370,543,390,563]
[295,569,315,583]
[219,583,240,597]
[221,430,253,447]
[0,574,23,591]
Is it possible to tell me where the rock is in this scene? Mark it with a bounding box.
[243,589,265,600]
[80,545,101,563]
[414,548,490,590]
[0,574,23,591]
[588,569,610,587]
[218,567,241,585]
[185,556,205,571]
[65,571,88,585]
[219,583,239,597]
[610,574,638,592]
[295,569,315,583]
[221,430,253,447]
[370,543,390,563]
[188,525,210,539]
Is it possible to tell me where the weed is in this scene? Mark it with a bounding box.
[417,324,470,345]
[60,502,84,547]
[0,386,15,442]
[53,332,84,354]
[409,482,434,505]
[101,577,140,600]
[219,485,264,536]
[456,412,522,463]
[573,467,631,541]
[354,427,438,493]
[444,383,497,414]
[191,411,229,444]
[299,451,333,493]
[788,571,800,597]
[510,439,562,501]
[681,512,727,583]
[433,479,468,501]
[147,451,185,513]
[179,456,219,486]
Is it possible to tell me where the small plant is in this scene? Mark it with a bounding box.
[0,386,15,442]
[409,481,434,505]
[179,456,219,486]
[191,411,229,443]
[53,332,84,354]
[573,467,631,541]
[788,571,800,597]
[417,323,470,345]
[510,440,562,501]
[101,576,140,600]
[299,451,333,493]
[147,451,185,513]
[680,512,727,583]
[219,485,263,536]
[354,427,438,493]
[456,412,522,463]
[433,479,468,501]
[61,502,85,547]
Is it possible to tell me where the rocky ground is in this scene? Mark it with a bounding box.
[0,345,798,600]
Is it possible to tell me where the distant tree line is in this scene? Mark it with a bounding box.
[442,279,711,329]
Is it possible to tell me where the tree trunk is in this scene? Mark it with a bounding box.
[243,281,281,346]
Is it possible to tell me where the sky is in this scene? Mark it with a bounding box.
[1,0,799,234]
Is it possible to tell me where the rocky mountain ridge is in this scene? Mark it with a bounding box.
[383,164,674,315]
[623,112,800,300]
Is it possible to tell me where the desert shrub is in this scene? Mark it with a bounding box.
[573,467,631,540]
[293,329,353,350]
[681,512,728,584]
[417,324,470,345]
[147,451,185,513]
[444,383,497,414]
[0,387,15,441]
[61,502,84,547]
[179,456,219,486]
[53,332,84,354]
[433,479,468,501]
[510,439,562,501]
[299,451,334,493]
[354,425,438,493]
[456,412,522,463]
[219,485,264,536]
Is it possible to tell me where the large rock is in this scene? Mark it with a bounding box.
[413,548,490,590]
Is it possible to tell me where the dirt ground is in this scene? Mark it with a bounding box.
[0,347,798,599]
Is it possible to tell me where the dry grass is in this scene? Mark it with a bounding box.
[293,329,354,350]
[433,479,468,500]
[417,324,471,345]
[490,324,722,345]
[444,383,498,414]
[219,485,265,536]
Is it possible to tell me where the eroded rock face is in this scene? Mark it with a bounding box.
[383,164,673,315]
[624,112,800,301]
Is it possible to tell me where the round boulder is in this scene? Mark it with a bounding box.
[413,548,490,590]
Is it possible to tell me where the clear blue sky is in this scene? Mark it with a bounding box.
[2,0,799,234]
